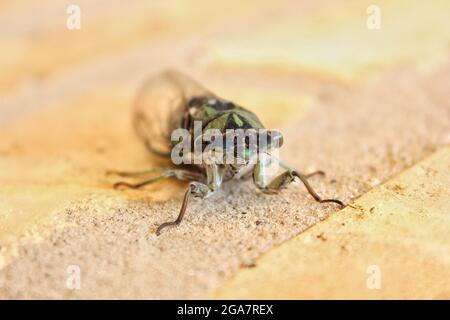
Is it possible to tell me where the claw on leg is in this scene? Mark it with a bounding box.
[254,160,344,208]
[156,184,193,236]
[156,181,211,236]
[291,171,344,208]
[155,160,222,235]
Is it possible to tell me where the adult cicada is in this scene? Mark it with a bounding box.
[109,70,344,235]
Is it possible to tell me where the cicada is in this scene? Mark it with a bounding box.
[109,70,344,235]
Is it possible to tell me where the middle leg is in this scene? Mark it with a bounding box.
[113,169,205,189]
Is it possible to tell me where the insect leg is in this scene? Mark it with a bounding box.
[156,162,223,235]
[156,181,208,236]
[106,167,167,177]
[253,161,344,208]
[113,170,205,189]
[278,158,325,179]
[305,170,325,178]
[291,171,344,207]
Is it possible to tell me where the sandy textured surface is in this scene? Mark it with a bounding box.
[0,0,449,299]
[215,147,450,299]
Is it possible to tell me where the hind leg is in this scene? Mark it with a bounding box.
[106,167,167,178]
[112,169,205,189]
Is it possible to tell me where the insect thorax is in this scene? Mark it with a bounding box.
[170,96,282,170]
[186,97,265,132]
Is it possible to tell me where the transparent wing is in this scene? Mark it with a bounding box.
[133,70,215,157]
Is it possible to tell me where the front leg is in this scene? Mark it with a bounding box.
[253,161,344,207]
[156,162,224,235]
